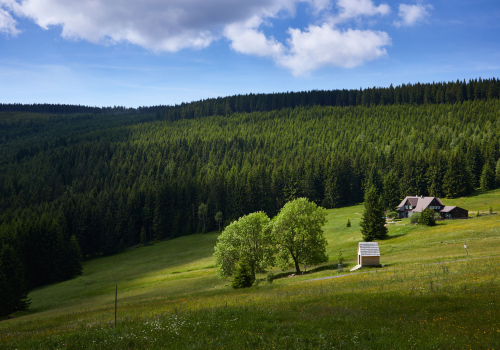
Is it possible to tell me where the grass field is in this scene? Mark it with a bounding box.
[1,189,500,349]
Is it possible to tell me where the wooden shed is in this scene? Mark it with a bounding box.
[351,242,380,271]
[440,206,469,219]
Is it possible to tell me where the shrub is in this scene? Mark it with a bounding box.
[419,208,436,226]
[409,212,421,224]
[231,258,255,289]
[386,211,398,218]
[266,272,275,284]
[346,219,351,227]
[337,251,344,265]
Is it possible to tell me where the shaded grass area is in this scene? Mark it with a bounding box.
[1,189,500,348]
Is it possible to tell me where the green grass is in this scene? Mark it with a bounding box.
[2,189,500,349]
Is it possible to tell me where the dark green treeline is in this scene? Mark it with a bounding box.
[1,99,500,298]
[161,78,500,121]
[1,78,499,116]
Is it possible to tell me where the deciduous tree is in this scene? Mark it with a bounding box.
[271,198,328,274]
[214,212,273,278]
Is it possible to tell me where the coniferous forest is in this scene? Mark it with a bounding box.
[1,78,500,315]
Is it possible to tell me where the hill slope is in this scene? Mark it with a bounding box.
[1,190,499,349]
[10,189,500,318]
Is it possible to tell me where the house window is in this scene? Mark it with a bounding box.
[405,206,408,209]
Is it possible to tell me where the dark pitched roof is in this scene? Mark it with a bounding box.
[358,242,380,257]
[440,206,456,213]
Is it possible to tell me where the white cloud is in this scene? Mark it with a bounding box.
[278,24,391,75]
[333,0,390,23]
[394,3,432,27]
[224,16,284,58]
[0,7,19,35]
[1,0,393,75]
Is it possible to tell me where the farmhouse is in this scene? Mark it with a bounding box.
[396,196,468,219]
[350,242,380,271]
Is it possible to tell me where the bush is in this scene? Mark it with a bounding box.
[386,211,398,219]
[231,258,255,289]
[266,272,275,284]
[337,251,344,265]
[419,208,436,226]
[409,212,421,224]
[346,219,351,227]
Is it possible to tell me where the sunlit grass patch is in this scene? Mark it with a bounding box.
[2,258,499,349]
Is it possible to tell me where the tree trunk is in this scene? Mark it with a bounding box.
[293,256,301,273]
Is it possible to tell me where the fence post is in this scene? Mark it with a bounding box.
[115,285,117,328]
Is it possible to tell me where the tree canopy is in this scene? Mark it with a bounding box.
[213,212,273,278]
[271,198,328,273]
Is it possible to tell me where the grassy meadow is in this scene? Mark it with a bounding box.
[1,189,500,349]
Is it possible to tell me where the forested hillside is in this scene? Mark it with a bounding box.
[1,79,500,313]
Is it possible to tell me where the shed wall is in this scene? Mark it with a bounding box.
[361,256,380,266]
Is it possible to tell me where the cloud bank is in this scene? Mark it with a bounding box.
[1,0,398,75]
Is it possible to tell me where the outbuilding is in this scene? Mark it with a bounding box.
[440,206,469,219]
[351,242,380,271]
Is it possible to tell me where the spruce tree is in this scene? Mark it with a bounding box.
[67,235,83,277]
[214,211,223,232]
[443,152,472,198]
[496,158,500,187]
[140,227,147,244]
[0,244,31,316]
[480,162,496,191]
[231,258,255,289]
[419,208,436,226]
[360,186,388,242]
[382,171,401,211]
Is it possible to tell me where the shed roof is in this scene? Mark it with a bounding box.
[440,206,456,213]
[358,242,380,257]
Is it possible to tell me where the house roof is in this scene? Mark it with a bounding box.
[397,196,445,212]
[358,242,380,257]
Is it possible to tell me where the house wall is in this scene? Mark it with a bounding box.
[361,256,380,266]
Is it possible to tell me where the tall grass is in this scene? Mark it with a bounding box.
[2,258,499,349]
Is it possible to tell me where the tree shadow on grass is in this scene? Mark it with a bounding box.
[383,233,408,240]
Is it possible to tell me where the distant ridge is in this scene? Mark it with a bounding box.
[1,78,498,116]
[0,103,166,115]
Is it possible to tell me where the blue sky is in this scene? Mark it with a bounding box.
[0,0,499,107]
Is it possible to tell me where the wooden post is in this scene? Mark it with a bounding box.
[114,285,117,328]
